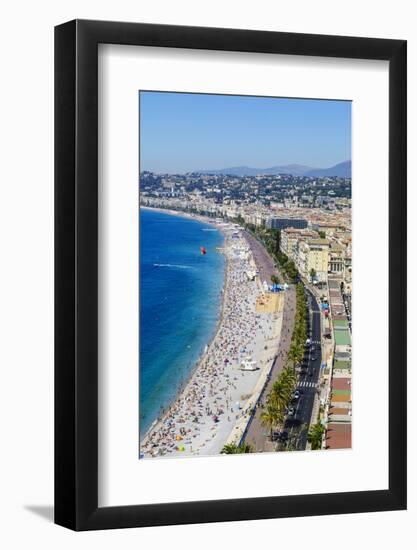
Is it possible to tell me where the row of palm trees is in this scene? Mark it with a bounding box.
[221,442,253,454]
[260,283,307,441]
[287,283,308,368]
[260,365,298,439]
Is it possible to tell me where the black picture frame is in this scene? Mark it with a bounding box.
[55,19,407,531]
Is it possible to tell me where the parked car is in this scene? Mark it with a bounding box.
[272,430,289,442]
[279,430,289,442]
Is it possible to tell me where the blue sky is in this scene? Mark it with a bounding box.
[140,91,351,173]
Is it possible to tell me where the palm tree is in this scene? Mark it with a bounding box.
[260,404,280,440]
[239,442,253,453]
[282,371,297,405]
[287,344,299,364]
[221,442,253,454]
[282,365,297,388]
[270,379,290,413]
[271,274,280,285]
[307,423,325,450]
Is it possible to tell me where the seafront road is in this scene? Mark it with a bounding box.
[288,289,322,450]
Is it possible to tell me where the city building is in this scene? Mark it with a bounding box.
[280,228,317,259]
[265,217,308,230]
[324,277,352,449]
[297,238,330,281]
[313,222,347,236]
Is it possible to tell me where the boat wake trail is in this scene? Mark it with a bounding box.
[153,263,192,269]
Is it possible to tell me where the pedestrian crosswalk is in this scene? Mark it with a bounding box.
[298,380,317,388]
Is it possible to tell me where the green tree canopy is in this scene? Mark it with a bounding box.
[307,423,325,450]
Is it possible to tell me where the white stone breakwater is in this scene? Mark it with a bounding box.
[139,216,282,459]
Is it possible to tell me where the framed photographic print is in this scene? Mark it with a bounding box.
[55,20,407,530]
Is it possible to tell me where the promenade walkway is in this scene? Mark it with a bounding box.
[243,230,283,285]
[241,232,296,451]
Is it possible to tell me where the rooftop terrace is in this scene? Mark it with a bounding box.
[326,423,352,449]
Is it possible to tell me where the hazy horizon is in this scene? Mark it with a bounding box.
[140,159,351,176]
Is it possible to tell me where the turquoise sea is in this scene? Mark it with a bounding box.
[139,209,225,438]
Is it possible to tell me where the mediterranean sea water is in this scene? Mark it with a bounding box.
[139,209,225,438]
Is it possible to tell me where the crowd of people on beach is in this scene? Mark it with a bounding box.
[140,230,279,458]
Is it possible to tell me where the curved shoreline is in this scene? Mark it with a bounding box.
[139,207,228,442]
[139,207,283,459]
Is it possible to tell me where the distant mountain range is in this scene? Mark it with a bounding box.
[197,160,351,178]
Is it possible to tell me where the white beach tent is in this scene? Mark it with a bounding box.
[241,356,258,371]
